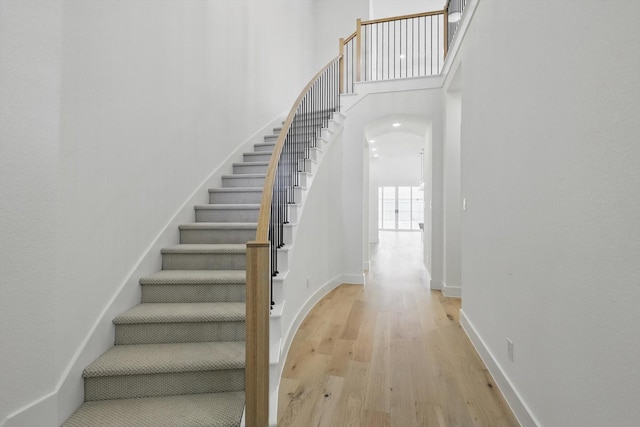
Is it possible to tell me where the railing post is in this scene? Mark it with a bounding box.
[245,241,270,427]
[443,7,449,57]
[356,18,362,83]
[339,38,345,94]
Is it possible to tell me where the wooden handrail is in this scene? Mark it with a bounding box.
[343,31,357,44]
[361,9,445,26]
[254,54,342,242]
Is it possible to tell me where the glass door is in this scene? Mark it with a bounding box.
[378,186,424,231]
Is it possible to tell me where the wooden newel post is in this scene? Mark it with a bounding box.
[245,241,270,427]
[339,38,345,94]
[355,18,362,83]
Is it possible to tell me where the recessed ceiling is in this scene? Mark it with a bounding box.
[364,114,431,143]
[369,131,423,159]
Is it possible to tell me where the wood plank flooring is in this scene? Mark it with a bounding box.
[278,231,519,427]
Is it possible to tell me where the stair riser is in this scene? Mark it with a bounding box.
[141,284,246,303]
[180,228,256,244]
[162,253,246,270]
[195,209,259,223]
[277,249,289,273]
[209,191,263,204]
[222,176,265,187]
[299,172,311,188]
[233,164,268,174]
[115,322,245,345]
[84,369,245,401]
[244,153,272,162]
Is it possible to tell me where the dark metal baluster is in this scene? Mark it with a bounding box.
[437,14,440,72]
[405,19,408,78]
[430,16,433,75]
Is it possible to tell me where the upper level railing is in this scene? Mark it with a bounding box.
[339,0,467,94]
[340,10,446,93]
[245,2,468,425]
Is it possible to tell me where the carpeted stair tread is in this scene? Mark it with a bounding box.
[83,341,244,377]
[209,187,263,193]
[194,204,260,210]
[179,222,257,230]
[140,270,245,285]
[161,244,246,254]
[243,152,272,157]
[232,161,270,166]
[221,173,266,178]
[62,392,244,427]
[114,302,245,324]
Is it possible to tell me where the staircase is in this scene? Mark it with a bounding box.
[62,129,279,427]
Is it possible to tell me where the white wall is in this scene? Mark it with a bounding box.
[423,123,434,273]
[458,1,640,426]
[373,132,424,186]
[443,89,461,296]
[312,0,370,68]
[0,1,64,424]
[0,1,315,425]
[369,0,445,19]
[274,127,365,393]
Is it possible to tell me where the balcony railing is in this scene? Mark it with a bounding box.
[339,0,468,94]
[340,11,445,93]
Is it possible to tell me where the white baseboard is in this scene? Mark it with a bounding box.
[441,281,461,298]
[460,310,540,427]
[341,273,366,285]
[2,392,56,427]
[363,261,370,271]
[430,279,443,290]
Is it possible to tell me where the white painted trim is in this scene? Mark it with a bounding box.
[460,310,540,427]
[441,281,461,298]
[363,261,370,271]
[354,74,445,97]
[341,273,366,285]
[2,391,56,427]
[430,279,443,290]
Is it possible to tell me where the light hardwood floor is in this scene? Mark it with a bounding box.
[277,231,519,427]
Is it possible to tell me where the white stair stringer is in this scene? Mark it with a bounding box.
[266,111,345,426]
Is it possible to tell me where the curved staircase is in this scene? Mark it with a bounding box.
[62,129,280,427]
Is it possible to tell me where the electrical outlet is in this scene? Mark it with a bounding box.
[507,339,514,362]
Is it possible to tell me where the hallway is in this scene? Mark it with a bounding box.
[277,231,519,426]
